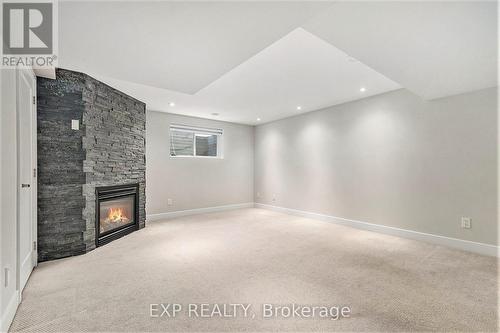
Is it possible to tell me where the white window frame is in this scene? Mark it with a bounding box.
[170,124,224,159]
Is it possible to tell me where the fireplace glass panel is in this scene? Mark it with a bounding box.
[99,195,135,235]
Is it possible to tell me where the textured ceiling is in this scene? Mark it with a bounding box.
[92,28,400,125]
[303,1,498,99]
[58,1,498,124]
[59,1,332,94]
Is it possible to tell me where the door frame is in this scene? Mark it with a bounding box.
[16,66,37,297]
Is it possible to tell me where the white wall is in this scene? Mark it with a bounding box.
[146,111,254,216]
[255,88,497,246]
[1,69,20,331]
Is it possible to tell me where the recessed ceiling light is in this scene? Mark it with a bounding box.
[256,118,261,121]
[360,87,366,93]
[296,106,302,111]
[169,102,175,107]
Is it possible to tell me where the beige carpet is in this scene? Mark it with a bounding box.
[9,208,499,332]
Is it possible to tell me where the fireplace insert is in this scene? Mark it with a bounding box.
[95,183,139,246]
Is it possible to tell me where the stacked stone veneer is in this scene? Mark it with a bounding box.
[37,68,146,262]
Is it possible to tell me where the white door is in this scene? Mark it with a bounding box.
[17,68,37,292]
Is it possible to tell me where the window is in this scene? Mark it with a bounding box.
[170,124,223,158]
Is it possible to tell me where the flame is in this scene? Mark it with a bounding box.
[108,207,125,221]
[101,206,130,233]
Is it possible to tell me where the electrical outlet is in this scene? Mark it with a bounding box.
[167,199,173,206]
[461,217,472,229]
[272,194,276,202]
[256,192,261,198]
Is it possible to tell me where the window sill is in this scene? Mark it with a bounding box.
[170,155,224,159]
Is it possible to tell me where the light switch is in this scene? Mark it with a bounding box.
[71,119,79,130]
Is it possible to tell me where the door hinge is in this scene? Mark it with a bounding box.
[33,168,37,178]
[32,96,36,105]
[33,241,37,251]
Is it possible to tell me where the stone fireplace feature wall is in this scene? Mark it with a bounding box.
[37,68,146,262]
[37,71,88,261]
[81,76,146,252]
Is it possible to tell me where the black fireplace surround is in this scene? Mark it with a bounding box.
[37,69,146,262]
[96,183,140,247]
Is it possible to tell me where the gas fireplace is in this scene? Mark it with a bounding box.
[96,183,139,246]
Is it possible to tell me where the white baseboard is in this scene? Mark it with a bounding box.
[0,291,20,333]
[255,203,499,257]
[146,202,498,257]
[146,202,255,222]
